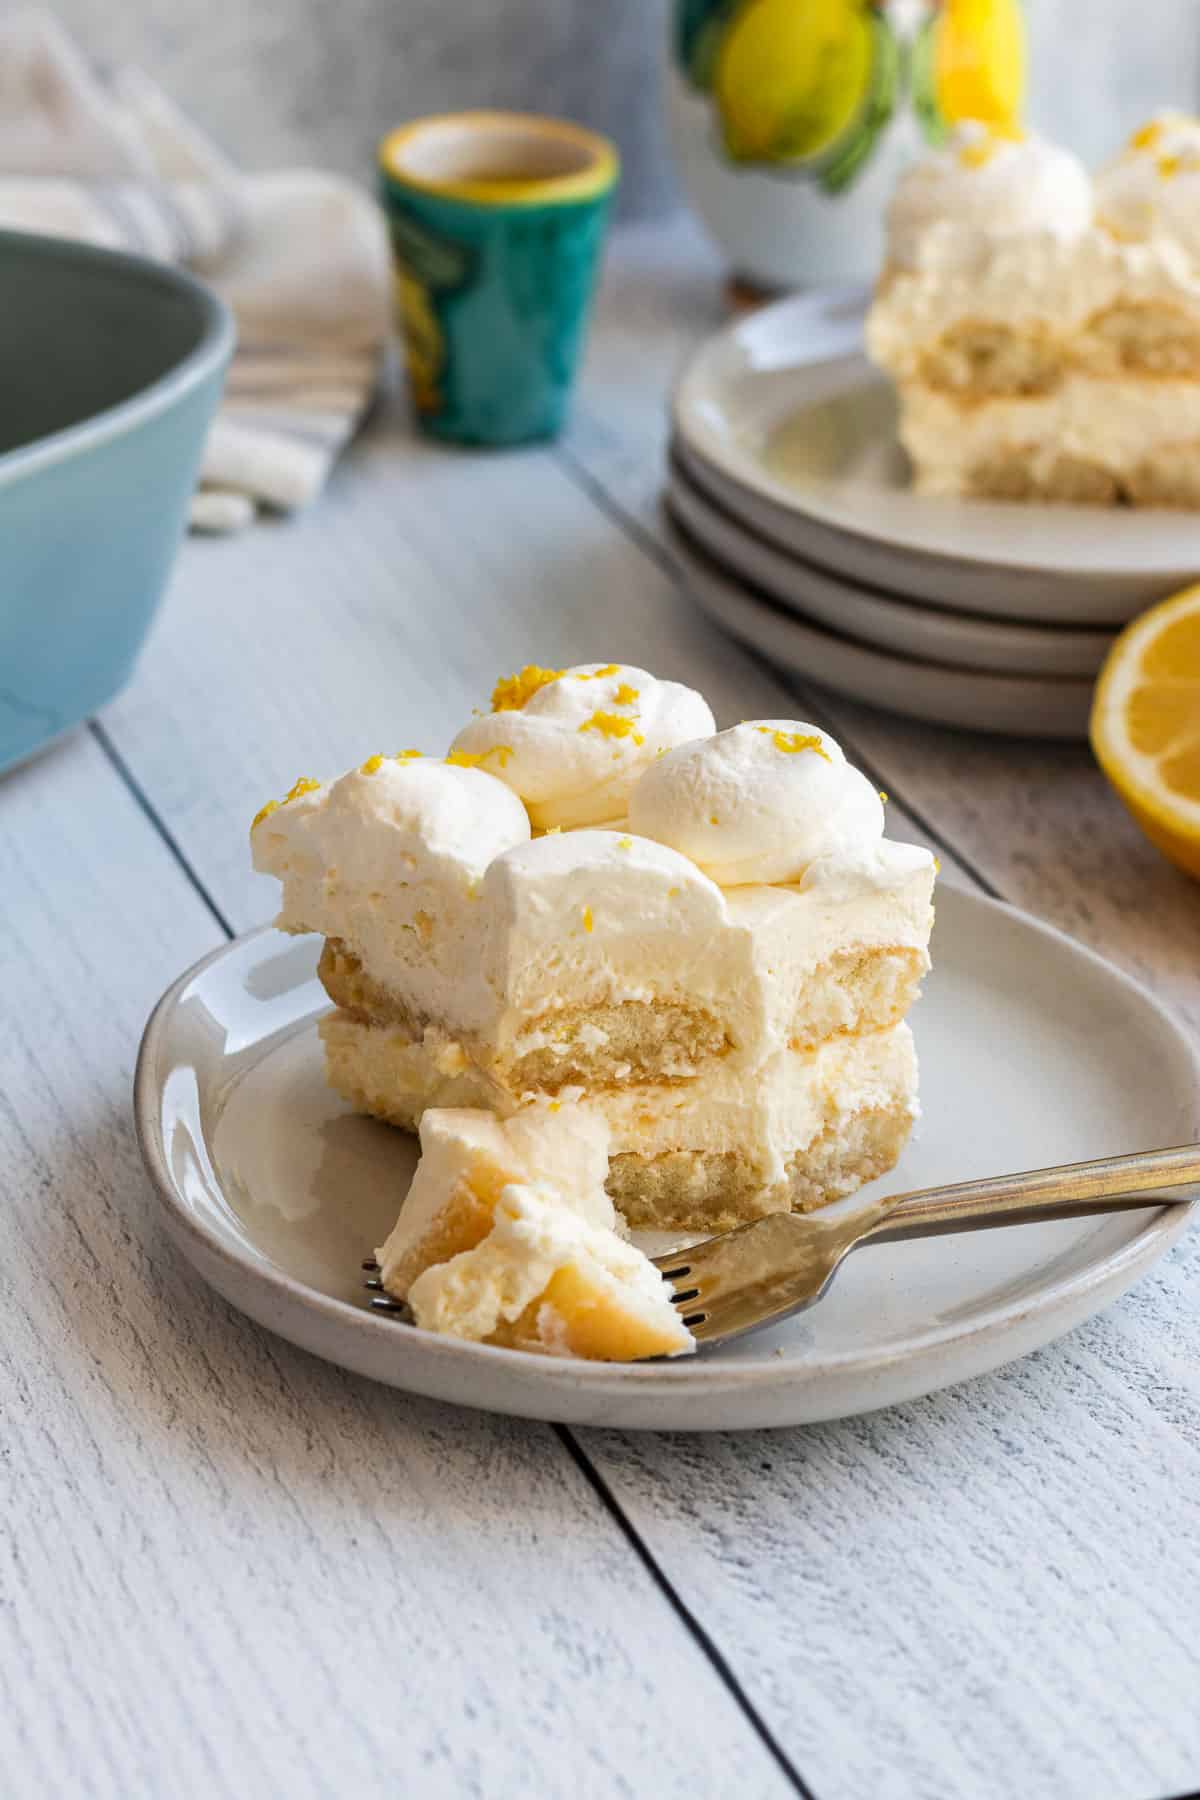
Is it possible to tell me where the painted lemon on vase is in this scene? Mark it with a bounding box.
[912,0,1026,143]
[665,0,1026,288]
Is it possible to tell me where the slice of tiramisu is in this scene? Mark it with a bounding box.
[251,664,935,1230]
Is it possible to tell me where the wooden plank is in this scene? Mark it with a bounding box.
[0,730,793,1797]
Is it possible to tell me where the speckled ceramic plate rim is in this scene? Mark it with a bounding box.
[672,286,1200,584]
[664,454,1116,677]
[663,510,1094,740]
[134,893,1200,1430]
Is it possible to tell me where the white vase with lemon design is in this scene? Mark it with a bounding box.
[666,0,1025,290]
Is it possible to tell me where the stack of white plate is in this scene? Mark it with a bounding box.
[667,290,1200,738]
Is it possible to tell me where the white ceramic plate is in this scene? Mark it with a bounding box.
[665,512,1095,739]
[666,455,1116,679]
[135,891,1200,1432]
[672,289,1200,624]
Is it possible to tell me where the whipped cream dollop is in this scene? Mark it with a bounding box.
[250,753,530,886]
[447,663,715,831]
[885,122,1093,270]
[628,721,884,887]
[1095,112,1200,266]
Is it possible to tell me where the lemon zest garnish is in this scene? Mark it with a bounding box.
[1130,120,1164,151]
[582,906,594,933]
[879,790,888,803]
[446,746,513,770]
[959,139,998,169]
[359,754,384,775]
[612,682,639,707]
[617,836,633,851]
[709,813,719,825]
[667,886,680,898]
[548,1101,562,1114]
[933,856,942,875]
[755,725,831,761]
[491,666,564,712]
[395,748,423,762]
[545,825,562,836]
[579,711,640,741]
[576,663,620,681]
[1158,153,1182,179]
[252,774,319,834]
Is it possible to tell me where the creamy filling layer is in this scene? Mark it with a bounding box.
[891,376,1200,501]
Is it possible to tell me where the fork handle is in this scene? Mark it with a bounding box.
[860,1143,1200,1245]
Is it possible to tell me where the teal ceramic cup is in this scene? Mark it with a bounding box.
[379,111,619,445]
[0,229,232,777]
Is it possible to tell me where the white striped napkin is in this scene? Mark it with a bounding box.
[0,11,391,531]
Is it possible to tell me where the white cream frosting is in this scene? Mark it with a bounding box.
[1096,113,1200,266]
[447,663,715,830]
[251,754,532,1031]
[884,122,1093,270]
[251,755,530,885]
[628,721,884,887]
[255,724,934,1066]
[406,1180,694,1356]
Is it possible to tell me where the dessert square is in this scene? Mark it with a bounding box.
[252,663,935,1229]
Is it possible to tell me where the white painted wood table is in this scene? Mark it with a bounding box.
[5,216,1200,1800]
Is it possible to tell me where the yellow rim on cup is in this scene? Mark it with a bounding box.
[379,110,619,208]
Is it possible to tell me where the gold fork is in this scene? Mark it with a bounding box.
[652,1144,1200,1348]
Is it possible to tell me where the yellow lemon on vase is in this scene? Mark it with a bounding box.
[913,0,1026,144]
[713,0,899,192]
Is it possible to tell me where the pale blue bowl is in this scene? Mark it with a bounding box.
[0,229,234,775]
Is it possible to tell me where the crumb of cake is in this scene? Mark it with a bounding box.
[491,665,564,712]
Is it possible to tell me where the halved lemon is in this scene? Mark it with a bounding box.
[1090,583,1200,880]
